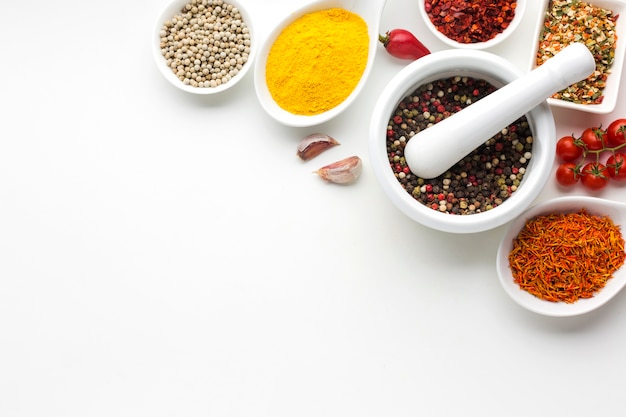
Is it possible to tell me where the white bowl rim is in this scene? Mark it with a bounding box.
[417,0,527,50]
[368,49,555,234]
[152,0,257,95]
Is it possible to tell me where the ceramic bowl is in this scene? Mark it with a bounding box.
[497,196,626,317]
[418,0,526,50]
[368,49,555,234]
[152,0,256,94]
[529,0,626,114]
[253,0,386,127]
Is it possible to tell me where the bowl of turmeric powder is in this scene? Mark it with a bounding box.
[253,1,385,127]
[153,0,256,94]
[497,196,626,317]
[369,49,556,234]
[418,0,526,50]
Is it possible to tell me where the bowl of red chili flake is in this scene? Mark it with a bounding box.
[497,196,626,317]
[369,49,555,234]
[530,0,626,114]
[419,0,526,49]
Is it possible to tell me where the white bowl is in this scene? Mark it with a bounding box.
[529,0,625,114]
[418,0,526,50]
[497,196,626,317]
[152,0,256,94]
[368,49,555,234]
[253,0,386,127]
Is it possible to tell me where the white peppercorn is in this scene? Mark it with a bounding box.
[159,0,250,88]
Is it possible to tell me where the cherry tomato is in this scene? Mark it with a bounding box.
[378,29,430,61]
[580,126,606,151]
[555,162,580,186]
[580,162,608,191]
[606,153,626,181]
[606,118,626,148]
[555,135,584,162]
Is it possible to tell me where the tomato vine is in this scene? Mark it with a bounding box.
[555,118,626,190]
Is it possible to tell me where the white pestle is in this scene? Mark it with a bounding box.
[404,42,596,179]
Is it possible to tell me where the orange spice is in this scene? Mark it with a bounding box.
[508,210,625,303]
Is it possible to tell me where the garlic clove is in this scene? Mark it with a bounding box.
[296,133,340,161]
[314,156,362,184]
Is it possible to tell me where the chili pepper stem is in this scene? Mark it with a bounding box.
[378,33,389,47]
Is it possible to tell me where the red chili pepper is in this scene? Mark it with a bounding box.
[378,29,430,61]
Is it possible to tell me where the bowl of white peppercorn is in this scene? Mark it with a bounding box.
[369,49,558,234]
[153,0,255,94]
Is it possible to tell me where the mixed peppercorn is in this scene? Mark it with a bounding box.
[537,0,618,105]
[386,76,533,215]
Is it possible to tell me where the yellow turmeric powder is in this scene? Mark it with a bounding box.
[265,8,369,116]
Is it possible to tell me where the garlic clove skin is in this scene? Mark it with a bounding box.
[314,156,362,184]
[297,133,340,161]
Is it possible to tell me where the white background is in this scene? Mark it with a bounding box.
[2,0,626,416]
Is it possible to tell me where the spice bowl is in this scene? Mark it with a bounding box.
[253,0,387,127]
[369,49,555,234]
[529,0,626,114]
[153,0,256,94]
[497,196,626,317]
[418,0,526,50]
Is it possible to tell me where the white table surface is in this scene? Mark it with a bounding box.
[2,0,626,416]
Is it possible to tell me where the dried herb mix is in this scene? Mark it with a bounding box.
[509,210,625,303]
[386,76,533,215]
[536,0,618,104]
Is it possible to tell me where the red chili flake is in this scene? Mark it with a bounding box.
[425,0,517,44]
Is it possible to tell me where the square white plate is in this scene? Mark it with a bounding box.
[529,0,626,114]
